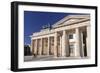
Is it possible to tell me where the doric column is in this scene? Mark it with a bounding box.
[39,38,42,55]
[44,38,47,55]
[35,39,38,55]
[59,36,62,57]
[54,32,58,57]
[47,37,50,55]
[86,26,91,57]
[62,30,66,57]
[75,28,81,57]
[43,38,45,55]
[66,32,69,57]
[42,38,44,55]
[80,32,84,57]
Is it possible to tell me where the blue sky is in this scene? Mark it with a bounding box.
[24,11,85,45]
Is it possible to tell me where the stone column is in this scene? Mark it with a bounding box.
[47,37,50,55]
[86,26,91,57]
[80,32,84,57]
[54,32,58,57]
[75,28,81,57]
[35,39,38,55]
[66,32,69,57]
[39,38,42,55]
[59,36,62,57]
[43,38,45,55]
[42,38,44,55]
[62,30,66,57]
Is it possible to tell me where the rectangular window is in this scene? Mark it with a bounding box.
[69,34,73,39]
